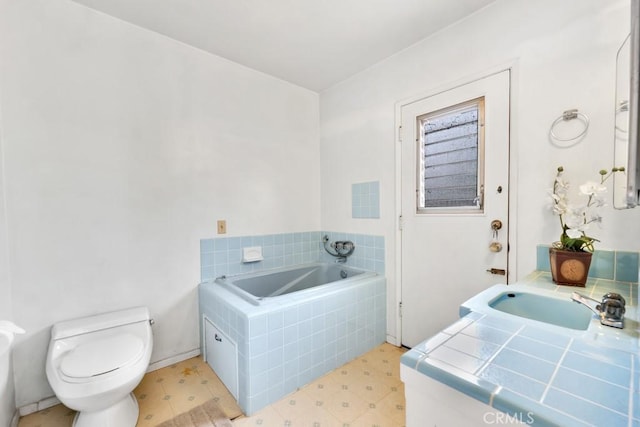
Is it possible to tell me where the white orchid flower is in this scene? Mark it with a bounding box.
[552,199,568,215]
[579,181,606,196]
[565,228,584,239]
[550,166,622,253]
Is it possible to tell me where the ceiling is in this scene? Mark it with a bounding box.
[71,0,497,92]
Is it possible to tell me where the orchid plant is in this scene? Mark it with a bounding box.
[550,166,624,252]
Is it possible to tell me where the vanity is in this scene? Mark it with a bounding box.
[400,271,639,426]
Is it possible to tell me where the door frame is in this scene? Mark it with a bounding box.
[393,62,520,346]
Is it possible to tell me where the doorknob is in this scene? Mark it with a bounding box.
[489,241,503,252]
[489,219,503,252]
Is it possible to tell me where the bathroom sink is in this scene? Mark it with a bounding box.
[488,291,593,330]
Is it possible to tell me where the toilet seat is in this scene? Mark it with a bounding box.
[59,333,144,383]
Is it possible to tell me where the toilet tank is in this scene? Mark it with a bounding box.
[51,307,150,340]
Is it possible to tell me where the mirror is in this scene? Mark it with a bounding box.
[614,0,640,209]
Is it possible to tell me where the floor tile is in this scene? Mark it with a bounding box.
[18,343,406,427]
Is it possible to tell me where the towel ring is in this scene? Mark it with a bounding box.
[549,109,589,142]
[615,100,629,133]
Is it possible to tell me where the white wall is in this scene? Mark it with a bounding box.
[319,0,640,343]
[0,0,320,407]
[0,122,17,427]
[0,133,11,322]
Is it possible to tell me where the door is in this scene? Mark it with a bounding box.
[400,70,510,348]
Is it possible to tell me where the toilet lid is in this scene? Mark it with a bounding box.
[60,333,144,379]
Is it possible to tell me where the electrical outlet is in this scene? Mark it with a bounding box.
[217,220,227,234]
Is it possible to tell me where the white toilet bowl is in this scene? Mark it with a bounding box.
[46,307,153,427]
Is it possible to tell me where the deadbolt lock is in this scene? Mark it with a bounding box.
[491,220,503,230]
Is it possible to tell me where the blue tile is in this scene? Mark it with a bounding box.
[444,333,500,361]
[568,340,633,369]
[537,244,551,271]
[544,388,628,426]
[228,237,242,250]
[411,332,451,356]
[268,312,284,330]
[262,234,274,246]
[249,315,268,338]
[200,266,215,282]
[492,349,556,383]
[213,250,228,265]
[443,316,475,335]
[351,181,380,219]
[460,322,514,346]
[416,357,497,404]
[616,251,639,283]
[298,335,313,355]
[213,237,228,251]
[249,352,269,374]
[268,348,283,368]
[518,325,571,348]
[492,389,590,427]
[476,316,523,333]
[200,251,214,267]
[479,364,546,400]
[590,250,615,280]
[505,336,565,363]
[200,238,215,253]
[561,351,631,388]
[428,346,486,374]
[268,329,284,350]
[551,368,629,414]
[249,371,269,395]
[250,334,268,356]
[283,342,298,363]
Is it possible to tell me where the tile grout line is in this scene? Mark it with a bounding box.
[539,337,572,404]
[627,353,634,427]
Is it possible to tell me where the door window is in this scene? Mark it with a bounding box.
[417,97,485,213]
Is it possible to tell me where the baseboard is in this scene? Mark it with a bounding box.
[147,348,201,372]
[11,410,20,427]
[18,395,61,416]
[386,334,400,346]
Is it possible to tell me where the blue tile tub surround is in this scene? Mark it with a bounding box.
[201,231,322,281]
[199,270,387,415]
[352,181,380,219]
[319,231,385,274]
[536,244,639,283]
[402,276,640,426]
[201,231,385,281]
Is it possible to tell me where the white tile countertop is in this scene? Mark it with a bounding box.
[401,272,640,426]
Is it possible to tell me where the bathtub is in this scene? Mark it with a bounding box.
[199,262,386,415]
[216,263,375,305]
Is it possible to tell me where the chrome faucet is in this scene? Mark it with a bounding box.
[322,235,355,263]
[571,292,626,329]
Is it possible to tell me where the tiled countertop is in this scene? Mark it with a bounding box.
[401,272,640,426]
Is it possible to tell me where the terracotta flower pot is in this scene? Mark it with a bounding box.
[548,247,593,287]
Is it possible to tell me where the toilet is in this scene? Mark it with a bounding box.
[46,307,153,427]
